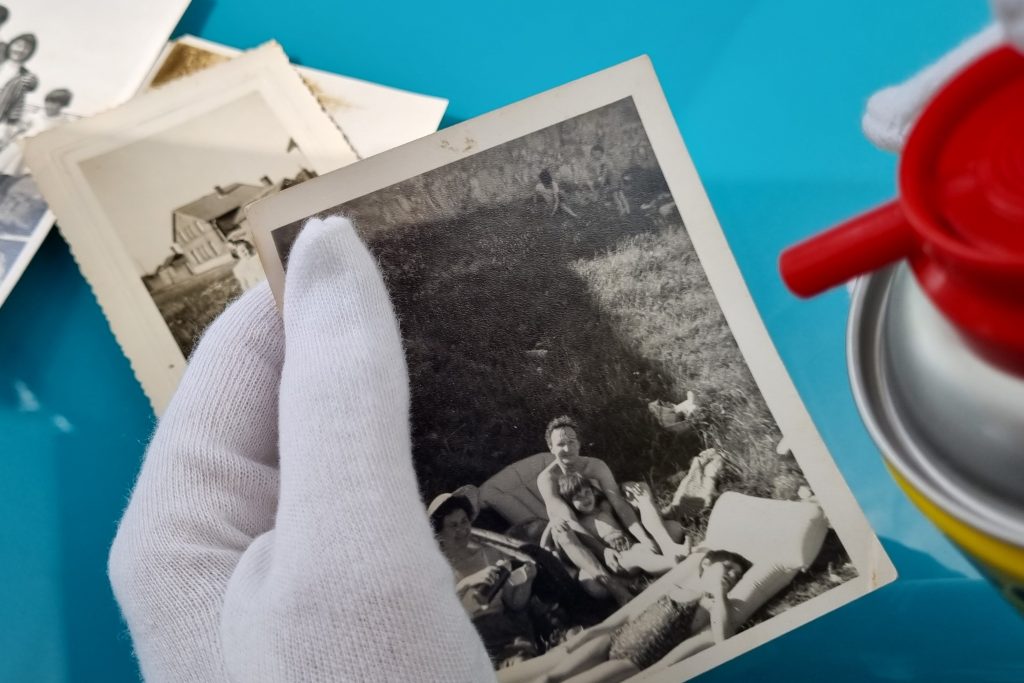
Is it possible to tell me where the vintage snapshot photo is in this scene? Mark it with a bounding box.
[248,57,896,681]
[0,0,189,306]
[141,35,448,160]
[23,43,358,415]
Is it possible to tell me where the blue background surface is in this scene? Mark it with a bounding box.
[2,1,1023,680]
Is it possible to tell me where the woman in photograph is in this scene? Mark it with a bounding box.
[0,33,39,138]
[498,549,751,683]
[229,239,266,291]
[428,489,541,669]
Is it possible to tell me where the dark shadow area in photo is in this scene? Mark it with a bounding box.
[375,200,696,495]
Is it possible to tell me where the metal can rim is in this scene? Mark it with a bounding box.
[847,267,1024,547]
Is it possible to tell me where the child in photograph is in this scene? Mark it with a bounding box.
[588,144,629,216]
[0,89,75,175]
[534,168,578,218]
[556,472,689,578]
[26,88,74,136]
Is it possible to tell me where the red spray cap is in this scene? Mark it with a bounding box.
[780,46,1024,373]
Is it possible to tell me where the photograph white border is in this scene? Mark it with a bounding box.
[24,43,358,415]
[248,55,896,680]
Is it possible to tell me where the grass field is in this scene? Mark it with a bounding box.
[572,221,784,501]
[368,195,853,623]
[375,200,788,503]
[149,264,242,358]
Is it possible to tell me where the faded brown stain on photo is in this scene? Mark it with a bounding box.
[302,76,353,111]
[149,44,232,88]
[439,137,476,153]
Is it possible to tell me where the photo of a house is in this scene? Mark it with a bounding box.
[146,171,313,291]
[143,168,314,357]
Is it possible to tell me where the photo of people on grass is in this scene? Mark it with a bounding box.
[268,97,860,681]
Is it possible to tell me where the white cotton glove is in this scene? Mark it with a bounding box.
[108,217,496,682]
[862,0,1024,151]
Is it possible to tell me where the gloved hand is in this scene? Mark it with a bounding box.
[862,0,1024,151]
[108,217,496,682]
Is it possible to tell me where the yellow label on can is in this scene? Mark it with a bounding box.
[890,467,1024,612]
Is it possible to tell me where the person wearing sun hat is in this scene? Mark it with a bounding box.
[428,485,540,668]
[427,486,481,529]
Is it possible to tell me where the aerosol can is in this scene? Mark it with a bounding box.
[780,47,1024,611]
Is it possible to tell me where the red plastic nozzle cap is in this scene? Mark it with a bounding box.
[932,76,1024,255]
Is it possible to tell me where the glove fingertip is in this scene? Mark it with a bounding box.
[167,282,283,408]
[284,215,390,313]
[287,215,363,277]
[861,87,911,152]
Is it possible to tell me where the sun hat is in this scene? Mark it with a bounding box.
[426,484,481,526]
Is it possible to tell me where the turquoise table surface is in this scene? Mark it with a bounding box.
[3,1,1023,681]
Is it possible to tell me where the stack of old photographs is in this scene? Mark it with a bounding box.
[246,57,897,681]
[21,35,447,412]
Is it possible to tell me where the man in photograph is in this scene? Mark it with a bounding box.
[536,416,684,603]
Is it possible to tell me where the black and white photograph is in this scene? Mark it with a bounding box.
[79,117,318,360]
[0,4,72,304]
[250,58,896,682]
[24,43,358,413]
[0,173,44,284]
[0,0,189,307]
[0,173,45,236]
[0,8,76,177]
[0,33,72,173]
[139,170,314,357]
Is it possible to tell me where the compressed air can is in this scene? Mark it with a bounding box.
[780,46,1024,611]
[849,265,1024,611]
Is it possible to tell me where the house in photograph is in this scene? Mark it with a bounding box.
[170,170,315,277]
[142,252,192,291]
[171,180,269,275]
[141,169,315,294]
